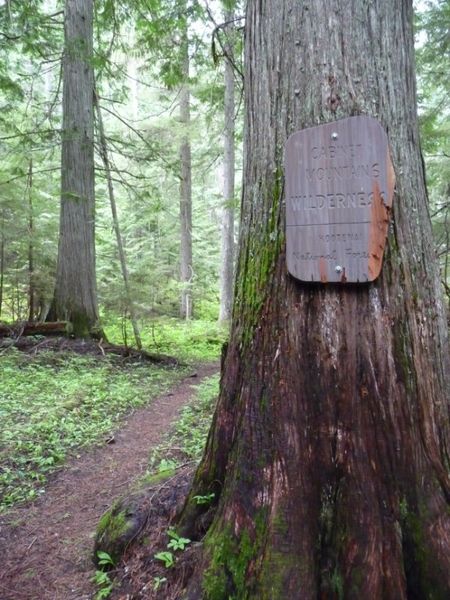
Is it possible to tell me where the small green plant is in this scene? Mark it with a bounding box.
[193,492,215,505]
[92,570,114,599]
[154,550,175,568]
[154,528,191,570]
[153,576,167,590]
[167,527,191,551]
[158,458,177,472]
[91,551,116,599]
[96,550,115,568]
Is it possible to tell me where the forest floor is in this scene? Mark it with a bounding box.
[0,360,219,600]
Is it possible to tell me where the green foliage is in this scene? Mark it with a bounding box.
[415,1,450,295]
[154,550,175,568]
[97,550,116,568]
[92,550,116,599]
[153,576,167,590]
[105,317,227,362]
[92,569,114,599]
[193,492,215,505]
[0,348,187,512]
[154,527,191,570]
[167,527,191,550]
[147,373,219,478]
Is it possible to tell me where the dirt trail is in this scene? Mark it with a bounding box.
[0,362,219,600]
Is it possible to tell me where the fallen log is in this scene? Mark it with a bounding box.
[0,321,68,338]
[0,333,181,366]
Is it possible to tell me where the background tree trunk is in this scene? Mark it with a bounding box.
[179,16,193,321]
[0,210,4,319]
[27,158,36,322]
[94,91,142,350]
[180,1,450,598]
[52,0,100,338]
[218,8,235,324]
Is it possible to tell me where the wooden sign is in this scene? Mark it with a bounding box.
[285,116,395,283]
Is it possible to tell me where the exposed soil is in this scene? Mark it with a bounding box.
[0,361,219,600]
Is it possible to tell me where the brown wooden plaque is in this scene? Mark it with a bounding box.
[285,116,395,283]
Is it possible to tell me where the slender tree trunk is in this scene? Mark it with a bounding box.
[0,211,4,319]
[179,20,193,320]
[180,1,450,598]
[27,158,36,322]
[52,0,101,338]
[218,9,235,324]
[94,91,143,351]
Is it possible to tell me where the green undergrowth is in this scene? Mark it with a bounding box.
[0,349,188,512]
[146,374,220,480]
[104,316,228,362]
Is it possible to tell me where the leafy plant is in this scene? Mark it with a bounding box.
[91,551,116,599]
[167,528,191,551]
[193,492,215,505]
[157,458,178,473]
[154,550,175,568]
[92,569,114,599]
[153,576,167,590]
[96,550,115,569]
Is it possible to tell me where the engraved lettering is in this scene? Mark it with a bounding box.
[290,192,378,211]
[336,193,346,208]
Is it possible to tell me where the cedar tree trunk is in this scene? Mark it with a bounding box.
[27,158,36,321]
[53,0,101,337]
[179,19,193,320]
[219,9,236,324]
[179,1,450,598]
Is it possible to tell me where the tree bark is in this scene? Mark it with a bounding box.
[179,1,450,598]
[52,0,101,338]
[179,17,193,321]
[218,9,236,324]
[0,210,4,319]
[27,158,36,322]
[0,321,67,337]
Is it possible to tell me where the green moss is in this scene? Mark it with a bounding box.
[235,167,285,350]
[144,468,176,485]
[95,504,134,563]
[330,567,345,599]
[258,550,301,599]
[401,502,449,599]
[203,511,269,600]
[392,318,415,394]
[71,310,92,338]
[97,506,129,541]
[272,511,289,537]
[202,526,252,600]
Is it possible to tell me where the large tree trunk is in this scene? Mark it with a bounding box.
[218,9,236,324]
[52,0,101,338]
[179,15,193,321]
[179,1,450,598]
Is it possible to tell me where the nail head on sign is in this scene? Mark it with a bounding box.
[331,132,338,140]
[335,265,343,273]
